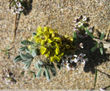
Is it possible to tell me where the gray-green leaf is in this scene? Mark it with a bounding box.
[20,53,33,60]
[45,68,50,81]
[21,40,33,45]
[36,68,42,78]
[14,55,22,62]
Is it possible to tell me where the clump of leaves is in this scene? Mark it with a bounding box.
[35,60,57,81]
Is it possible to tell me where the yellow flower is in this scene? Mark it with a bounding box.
[54,37,61,42]
[48,39,53,43]
[37,26,42,35]
[55,47,60,55]
[34,37,41,43]
[44,31,49,40]
[55,43,60,55]
[40,46,47,55]
[59,52,64,58]
[45,51,50,57]
[50,55,60,62]
[41,40,46,45]
[44,27,49,32]
[49,28,54,34]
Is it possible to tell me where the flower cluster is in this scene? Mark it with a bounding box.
[9,0,24,14]
[73,15,94,39]
[61,53,88,70]
[34,26,64,62]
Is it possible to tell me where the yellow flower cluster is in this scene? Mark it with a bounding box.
[34,26,64,62]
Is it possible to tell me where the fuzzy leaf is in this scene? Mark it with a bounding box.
[31,49,40,57]
[50,67,56,76]
[20,53,33,60]
[44,68,50,81]
[35,63,40,69]
[24,58,32,69]
[14,55,22,62]
[21,40,33,45]
[19,46,28,51]
[36,68,42,78]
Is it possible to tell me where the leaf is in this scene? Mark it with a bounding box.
[20,53,33,60]
[36,68,42,78]
[21,40,33,45]
[35,60,43,69]
[91,44,97,52]
[32,33,36,36]
[44,68,50,81]
[100,32,105,40]
[73,32,77,41]
[50,66,56,76]
[35,63,40,69]
[31,49,37,57]
[29,71,36,79]
[100,47,103,55]
[31,49,40,57]
[24,58,32,69]
[19,46,28,51]
[21,71,25,75]
[14,55,22,62]
[33,72,36,79]
[94,69,98,89]
[85,29,94,38]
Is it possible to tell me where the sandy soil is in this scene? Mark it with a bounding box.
[0,0,110,90]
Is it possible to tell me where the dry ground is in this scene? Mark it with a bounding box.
[0,0,110,90]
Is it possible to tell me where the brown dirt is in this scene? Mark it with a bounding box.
[0,0,110,90]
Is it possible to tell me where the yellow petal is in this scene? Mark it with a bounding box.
[48,39,53,43]
[45,51,50,58]
[44,27,49,32]
[40,46,47,55]
[50,56,55,62]
[37,26,42,35]
[55,47,60,55]
[64,35,69,38]
[49,28,54,34]
[54,55,60,62]
[54,37,61,42]
[41,40,46,45]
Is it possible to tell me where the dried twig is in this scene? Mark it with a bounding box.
[12,13,20,42]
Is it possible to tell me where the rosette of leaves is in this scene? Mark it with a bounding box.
[35,60,57,81]
[34,26,64,62]
[14,35,40,69]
